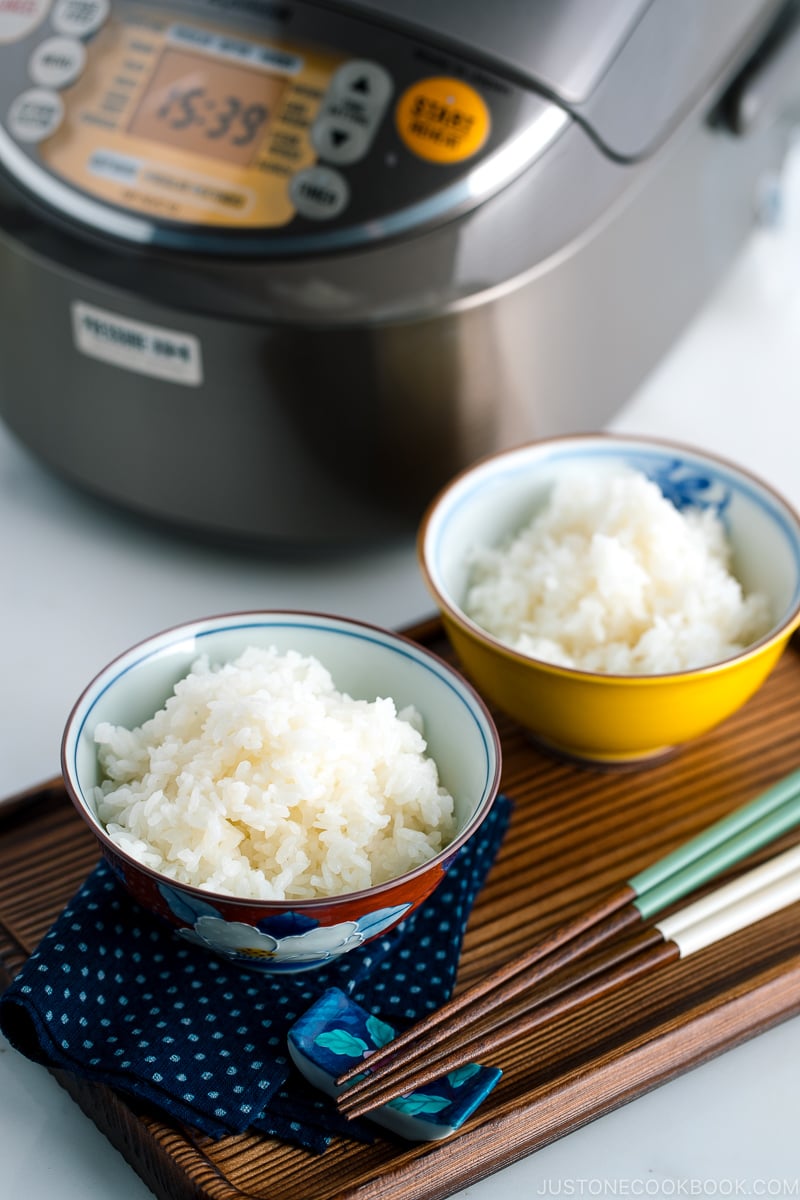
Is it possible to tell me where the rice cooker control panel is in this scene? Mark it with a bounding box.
[0,0,568,253]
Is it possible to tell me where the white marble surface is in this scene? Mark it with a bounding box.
[2,141,800,1200]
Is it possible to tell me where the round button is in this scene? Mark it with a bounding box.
[328,60,393,111]
[289,166,349,220]
[311,115,371,166]
[7,87,64,142]
[52,0,109,38]
[396,76,490,164]
[29,35,86,88]
[0,0,50,44]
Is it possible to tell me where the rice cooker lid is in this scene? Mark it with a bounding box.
[349,0,788,158]
[346,0,656,107]
[0,0,779,256]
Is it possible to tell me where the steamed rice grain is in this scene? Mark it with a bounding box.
[464,466,772,674]
[94,646,456,900]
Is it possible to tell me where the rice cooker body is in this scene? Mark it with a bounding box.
[0,0,797,542]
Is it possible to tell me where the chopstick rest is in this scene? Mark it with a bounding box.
[287,989,501,1141]
[334,767,800,1100]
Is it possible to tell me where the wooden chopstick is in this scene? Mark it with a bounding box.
[334,769,800,1097]
[337,925,666,1114]
[337,843,800,1118]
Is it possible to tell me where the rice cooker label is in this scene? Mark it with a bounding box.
[0,0,50,44]
[71,301,203,385]
[395,76,490,164]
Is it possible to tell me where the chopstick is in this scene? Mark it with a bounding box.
[334,767,800,1102]
[337,842,800,1118]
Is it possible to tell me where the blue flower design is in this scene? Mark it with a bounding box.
[288,988,503,1137]
[641,457,732,516]
[155,884,412,973]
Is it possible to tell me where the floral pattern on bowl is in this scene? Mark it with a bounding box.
[287,987,501,1140]
[639,456,732,516]
[157,881,411,973]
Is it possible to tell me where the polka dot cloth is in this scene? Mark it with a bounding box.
[0,796,511,1153]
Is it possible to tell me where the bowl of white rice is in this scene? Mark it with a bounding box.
[61,612,501,973]
[418,434,800,766]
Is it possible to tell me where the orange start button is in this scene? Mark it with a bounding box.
[395,76,490,164]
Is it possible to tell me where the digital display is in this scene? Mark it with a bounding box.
[127,48,286,166]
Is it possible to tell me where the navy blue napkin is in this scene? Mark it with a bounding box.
[0,796,510,1152]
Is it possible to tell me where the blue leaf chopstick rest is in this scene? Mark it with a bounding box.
[287,988,501,1141]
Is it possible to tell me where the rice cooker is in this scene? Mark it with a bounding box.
[1,0,800,544]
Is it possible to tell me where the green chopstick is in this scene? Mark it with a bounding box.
[631,767,800,917]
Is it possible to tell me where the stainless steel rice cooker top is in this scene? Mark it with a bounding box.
[0,0,798,543]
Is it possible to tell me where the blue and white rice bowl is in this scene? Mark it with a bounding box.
[62,612,501,973]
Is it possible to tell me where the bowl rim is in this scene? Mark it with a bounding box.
[417,432,800,684]
[60,609,503,911]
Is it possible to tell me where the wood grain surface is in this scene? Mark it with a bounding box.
[2,619,800,1200]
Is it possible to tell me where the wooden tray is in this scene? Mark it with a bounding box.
[2,617,800,1200]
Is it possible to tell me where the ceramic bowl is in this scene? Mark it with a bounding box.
[61,611,502,973]
[418,434,800,766]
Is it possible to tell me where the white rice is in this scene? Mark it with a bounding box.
[464,466,772,674]
[93,645,456,900]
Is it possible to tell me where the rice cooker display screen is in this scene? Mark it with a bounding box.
[22,11,350,230]
[127,49,285,168]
